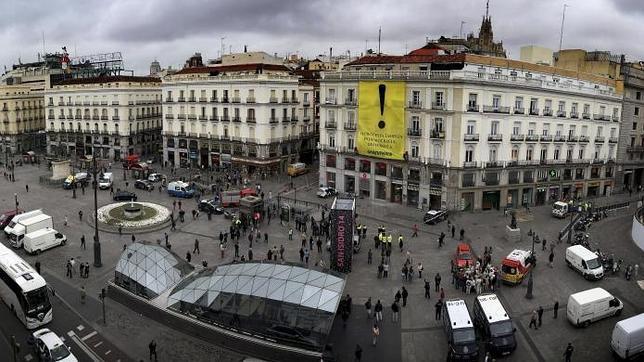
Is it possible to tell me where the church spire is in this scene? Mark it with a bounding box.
[485,0,490,19]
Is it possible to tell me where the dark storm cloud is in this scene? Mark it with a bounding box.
[1,0,643,75]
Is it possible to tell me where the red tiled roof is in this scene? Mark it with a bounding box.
[407,43,446,56]
[54,75,161,86]
[174,63,291,75]
[344,53,466,67]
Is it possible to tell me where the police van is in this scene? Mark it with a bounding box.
[472,293,516,356]
[442,299,478,361]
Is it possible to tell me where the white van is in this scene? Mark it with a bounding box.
[611,313,644,360]
[9,214,53,248]
[565,245,604,280]
[4,209,42,236]
[567,287,623,327]
[23,228,67,254]
[552,201,569,218]
[98,172,113,189]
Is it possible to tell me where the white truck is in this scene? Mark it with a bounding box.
[9,214,53,248]
[98,172,113,189]
[552,201,569,218]
[23,228,67,254]
[611,313,644,360]
[567,287,623,327]
[4,209,42,237]
[565,245,604,280]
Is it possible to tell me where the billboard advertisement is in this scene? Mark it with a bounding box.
[329,198,355,273]
[357,81,406,160]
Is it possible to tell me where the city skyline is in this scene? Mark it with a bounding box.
[1,0,643,75]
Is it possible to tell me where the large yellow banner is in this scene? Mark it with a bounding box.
[357,81,406,160]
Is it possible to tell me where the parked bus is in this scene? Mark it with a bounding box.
[0,243,52,329]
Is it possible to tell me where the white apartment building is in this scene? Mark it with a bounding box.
[319,52,622,211]
[45,76,162,160]
[161,63,318,172]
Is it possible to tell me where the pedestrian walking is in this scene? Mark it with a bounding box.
[391,301,399,322]
[365,297,372,319]
[424,279,431,299]
[635,263,639,278]
[563,342,574,362]
[354,344,363,361]
[372,323,380,346]
[434,273,441,292]
[80,286,86,304]
[193,239,200,254]
[80,235,86,250]
[401,286,408,307]
[549,250,555,268]
[131,234,136,243]
[375,299,383,321]
[553,300,559,319]
[542,238,547,251]
[537,305,544,327]
[149,340,158,361]
[440,287,445,300]
[220,242,225,259]
[368,248,373,264]
[451,225,455,238]
[529,310,538,329]
[79,210,83,221]
[412,224,418,237]
[435,299,443,320]
[25,184,29,192]
[186,251,192,263]
[64,215,68,226]
[417,262,423,279]
[459,228,465,241]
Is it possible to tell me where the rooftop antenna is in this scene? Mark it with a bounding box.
[378,26,382,55]
[460,21,467,38]
[558,4,569,52]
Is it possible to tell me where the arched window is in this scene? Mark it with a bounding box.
[511,146,519,161]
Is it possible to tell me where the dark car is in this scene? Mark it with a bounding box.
[198,199,224,214]
[113,191,137,201]
[423,208,448,224]
[134,179,154,191]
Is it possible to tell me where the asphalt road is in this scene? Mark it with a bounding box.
[0,290,98,362]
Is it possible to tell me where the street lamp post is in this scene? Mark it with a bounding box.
[14,193,18,214]
[91,156,102,267]
[525,233,536,299]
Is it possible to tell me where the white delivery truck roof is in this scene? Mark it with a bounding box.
[615,313,644,334]
[25,227,56,240]
[444,299,473,329]
[476,294,509,323]
[566,245,599,261]
[19,214,51,227]
[569,287,612,305]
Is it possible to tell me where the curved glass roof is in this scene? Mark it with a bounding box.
[168,262,346,313]
[115,243,193,299]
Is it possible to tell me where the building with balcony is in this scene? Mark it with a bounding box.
[616,64,644,190]
[161,60,318,172]
[45,76,162,160]
[318,50,622,211]
[0,85,46,154]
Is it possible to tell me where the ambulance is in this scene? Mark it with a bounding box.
[500,249,534,285]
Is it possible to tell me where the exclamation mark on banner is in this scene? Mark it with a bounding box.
[378,84,386,129]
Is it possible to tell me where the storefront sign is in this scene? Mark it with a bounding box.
[357,81,406,160]
[588,182,600,187]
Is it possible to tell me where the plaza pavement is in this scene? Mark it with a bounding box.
[1,161,642,361]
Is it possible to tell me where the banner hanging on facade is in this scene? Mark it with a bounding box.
[329,197,355,273]
[357,81,406,160]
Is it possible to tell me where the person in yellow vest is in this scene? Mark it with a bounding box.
[387,234,393,250]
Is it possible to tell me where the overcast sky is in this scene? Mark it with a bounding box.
[1,0,643,75]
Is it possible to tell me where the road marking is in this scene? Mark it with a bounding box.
[81,331,97,341]
[77,324,85,331]
[24,354,33,361]
[67,331,75,337]
[104,350,111,355]
[69,334,102,362]
[93,341,103,348]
